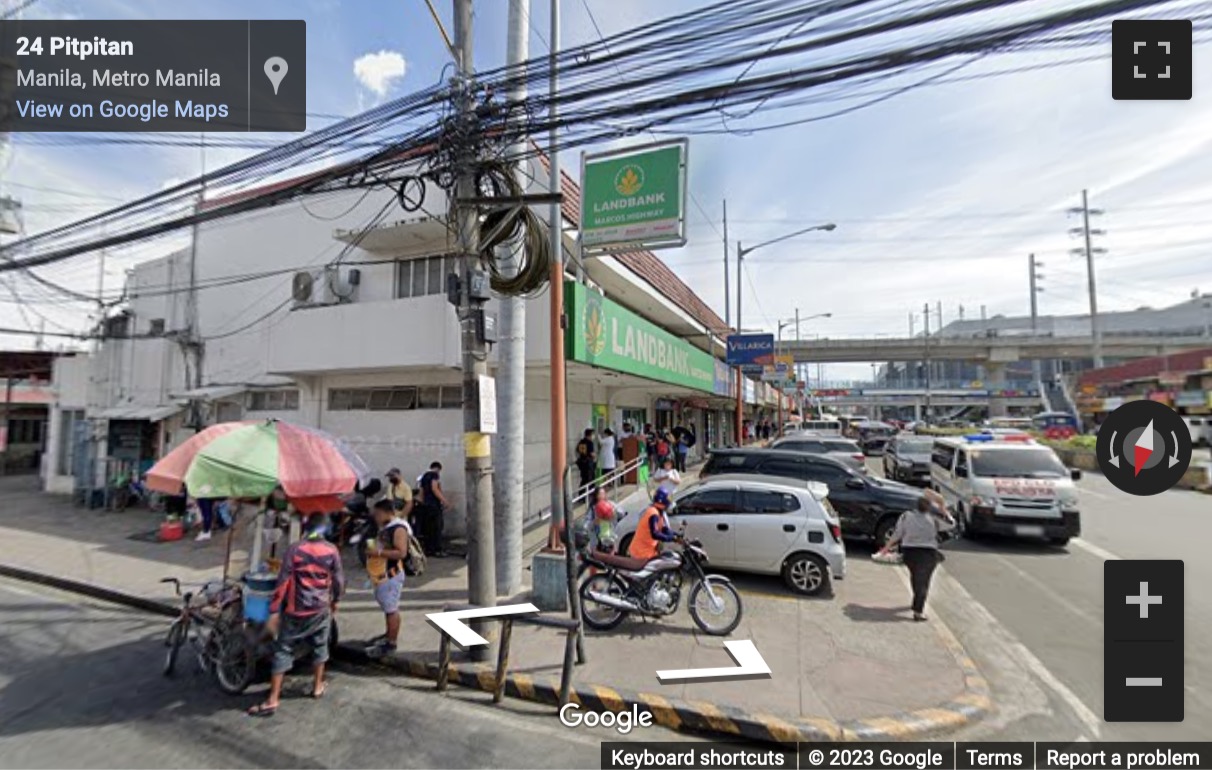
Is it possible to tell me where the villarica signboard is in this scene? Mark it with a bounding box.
[566,281,715,393]
[580,139,688,253]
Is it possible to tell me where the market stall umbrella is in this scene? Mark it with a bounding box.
[146,420,371,510]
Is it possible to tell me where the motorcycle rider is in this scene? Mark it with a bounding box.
[627,488,678,561]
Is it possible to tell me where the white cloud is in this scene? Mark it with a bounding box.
[353,50,407,98]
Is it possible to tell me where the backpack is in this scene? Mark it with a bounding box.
[684,432,696,448]
[404,531,427,576]
[657,440,669,456]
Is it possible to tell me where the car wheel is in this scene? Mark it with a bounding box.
[782,553,829,596]
[874,517,898,548]
[1048,536,1070,546]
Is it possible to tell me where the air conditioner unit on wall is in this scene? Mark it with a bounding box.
[292,266,360,309]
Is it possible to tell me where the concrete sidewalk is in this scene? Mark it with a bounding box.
[0,475,990,741]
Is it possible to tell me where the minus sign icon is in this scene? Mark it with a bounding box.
[1126,678,1164,686]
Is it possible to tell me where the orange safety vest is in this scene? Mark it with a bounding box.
[628,506,666,561]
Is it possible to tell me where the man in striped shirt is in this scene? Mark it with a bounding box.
[248,514,344,717]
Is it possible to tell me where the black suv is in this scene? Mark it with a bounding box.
[701,448,922,544]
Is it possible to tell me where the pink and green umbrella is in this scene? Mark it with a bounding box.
[146,420,371,512]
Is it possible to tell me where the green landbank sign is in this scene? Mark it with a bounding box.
[566,281,714,393]
[580,139,687,252]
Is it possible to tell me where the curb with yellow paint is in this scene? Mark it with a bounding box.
[0,562,992,744]
[337,629,992,744]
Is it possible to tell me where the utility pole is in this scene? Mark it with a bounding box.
[923,303,932,421]
[453,0,496,659]
[1069,189,1105,368]
[908,312,915,337]
[735,240,744,443]
[935,300,943,385]
[493,0,529,598]
[1029,254,1044,393]
[958,304,965,322]
[722,200,730,329]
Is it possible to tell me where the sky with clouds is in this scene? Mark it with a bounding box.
[3,0,1212,381]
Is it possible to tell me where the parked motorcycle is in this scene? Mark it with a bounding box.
[577,529,743,636]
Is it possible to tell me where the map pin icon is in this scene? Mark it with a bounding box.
[264,57,288,95]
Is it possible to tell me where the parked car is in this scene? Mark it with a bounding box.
[1183,416,1210,448]
[700,448,923,544]
[611,476,846,595]
[882,434,934,485]
[770,435,867,471]
[855,421,896,455]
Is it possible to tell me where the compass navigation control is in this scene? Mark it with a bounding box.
[1096,401,1192,495]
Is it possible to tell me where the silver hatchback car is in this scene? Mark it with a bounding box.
[613,475,846,596]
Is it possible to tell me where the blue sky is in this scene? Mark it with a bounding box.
[4,0,1212,381]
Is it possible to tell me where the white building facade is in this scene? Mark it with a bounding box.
[43,160,782,533]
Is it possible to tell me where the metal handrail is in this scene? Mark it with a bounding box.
[435,603,581,706]
[571,454,646,506]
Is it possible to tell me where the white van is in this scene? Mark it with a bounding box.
[1183,416,1210,448]
[793,419,843,437]
[930,435,1082,545]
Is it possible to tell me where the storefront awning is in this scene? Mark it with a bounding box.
[92,404,183,422]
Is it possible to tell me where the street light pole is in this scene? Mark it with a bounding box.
[734,223,836,445]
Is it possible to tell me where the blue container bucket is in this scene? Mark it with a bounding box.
[243,572,277,624]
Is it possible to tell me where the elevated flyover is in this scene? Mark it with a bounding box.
[781,334,1210,364]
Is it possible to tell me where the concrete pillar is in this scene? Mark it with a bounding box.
[986,361,1009,418]
[914,400,922,423]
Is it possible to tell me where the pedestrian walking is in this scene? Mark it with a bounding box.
[416,462,448,557]
[599,428,617,486]
[575,428,597,494]
[674,427,692,472]
[365,500,412,659]
[879,490,955,622]
[650,457,681,498]
[248,513,344,717]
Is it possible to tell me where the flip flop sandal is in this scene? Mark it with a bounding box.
[312,685,327,699]
[247,703,278,717]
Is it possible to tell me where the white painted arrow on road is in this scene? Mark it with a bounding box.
[656,640,771,683]
[426,603,540,647]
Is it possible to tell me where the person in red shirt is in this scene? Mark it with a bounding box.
[248,513,344,717]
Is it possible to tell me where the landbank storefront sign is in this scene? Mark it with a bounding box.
[566,281,715,393]
[580,139,688,252]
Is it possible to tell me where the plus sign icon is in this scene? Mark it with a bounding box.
[1112,19,1193,100]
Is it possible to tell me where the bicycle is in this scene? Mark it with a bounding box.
[160,576,242,679]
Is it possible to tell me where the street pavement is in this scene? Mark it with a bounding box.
[3,452,1209,760]
[0,578,702,769]
[866,455,1212,742]
[0,474,977,748]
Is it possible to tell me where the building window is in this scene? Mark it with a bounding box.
[327,386,460,411]
[7,417,44,445]
[395,255,452,300]
[248,389,300,412]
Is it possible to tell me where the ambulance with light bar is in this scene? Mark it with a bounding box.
[929,433,1083,545]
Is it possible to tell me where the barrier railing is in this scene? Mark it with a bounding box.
[435,603,582,706]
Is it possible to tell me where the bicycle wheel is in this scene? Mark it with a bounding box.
[163,618,186,677]
[212,627,257,695]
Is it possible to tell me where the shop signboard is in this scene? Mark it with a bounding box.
[566,281,715,393]
[580,139,688,253]
[713,360,732,396]
[1101,396,1124,411]
[1158,371,1188,387]
[1175,390,1206,408]
[744,379,756,404]
[726,333,774,367]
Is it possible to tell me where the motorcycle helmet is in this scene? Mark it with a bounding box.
[651,488,671,509]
